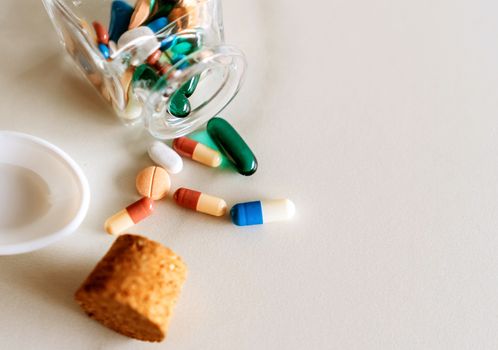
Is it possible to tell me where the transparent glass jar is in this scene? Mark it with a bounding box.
[42,0,246,139]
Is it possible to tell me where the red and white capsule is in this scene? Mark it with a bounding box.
[146,49,162,67]
[104,197,154,235]
[174,188,227,217]
[173,137,222,168]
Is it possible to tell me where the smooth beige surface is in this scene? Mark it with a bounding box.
[2,0,498,349]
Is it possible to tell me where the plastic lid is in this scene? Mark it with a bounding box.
[0,131,90,255]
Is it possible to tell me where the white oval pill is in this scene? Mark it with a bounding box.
[148,141,183,174]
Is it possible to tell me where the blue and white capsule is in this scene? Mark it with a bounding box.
[230,199,296,226]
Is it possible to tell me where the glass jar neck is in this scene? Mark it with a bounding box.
[142,45,246,139]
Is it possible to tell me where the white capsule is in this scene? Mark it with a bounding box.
[148,141,183,174]
[262,199,296,223]
[117,26,160,66]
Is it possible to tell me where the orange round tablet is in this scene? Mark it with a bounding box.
[136,166,171,200]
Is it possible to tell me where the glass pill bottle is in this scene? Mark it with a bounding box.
[42,0,246,139]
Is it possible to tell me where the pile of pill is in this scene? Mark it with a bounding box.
[85,0,205,120]
[104,116,295,234]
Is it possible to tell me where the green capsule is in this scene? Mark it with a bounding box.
[132,64,159,88]
[206,117,258,176]
[180,74,200,97]
[169,93,191,117]
[147,0,175,21]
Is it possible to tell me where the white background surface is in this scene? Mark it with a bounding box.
[1,0,498,349]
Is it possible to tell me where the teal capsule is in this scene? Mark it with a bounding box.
[169,93,191,117]
[176,57,190,70]
[171,53,186,65]
[171,42,193,55]
[176,32,203,49]
[206,117,258,176]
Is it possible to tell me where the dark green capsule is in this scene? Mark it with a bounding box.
[147,0,175,22]
[132,64,159,89]
[180,74,200,97]
[169,93,191,117]
[206,117,258,176]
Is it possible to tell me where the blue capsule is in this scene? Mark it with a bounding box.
[230,199,296,226]
[108,0,134,42]
[160,35,177,50]
[98,43,110,59]
[231,201,263,226]
[146,17,169,33]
